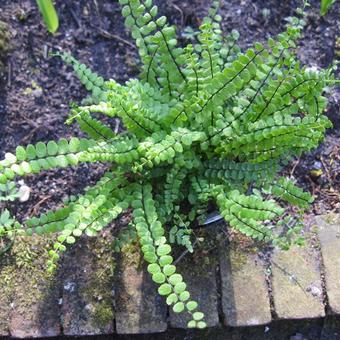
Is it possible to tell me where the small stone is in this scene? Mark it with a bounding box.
[309,286,322,297]
[312,161,322,169]
[32,88,43,98]
[63,281,76,293]
[247,17,257,27]
[17,180,31,202]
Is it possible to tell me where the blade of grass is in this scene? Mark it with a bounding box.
[36,0,59,33]
[320,0,336,16]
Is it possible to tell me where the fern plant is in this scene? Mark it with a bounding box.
[0,0,337,328]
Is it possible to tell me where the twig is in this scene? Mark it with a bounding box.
[170,2,184,28]
[19,127,39,145]
[7,61,11,88]
[306,176,316,197]
[320,156,333,186]
[93,0,100,20]
[29,195,52,217]
[290,156,301,177]
[114,118,121,134]
[67,5,81,28]
[93,25,136,49]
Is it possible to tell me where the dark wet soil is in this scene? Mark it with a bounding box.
[0,0,339,219]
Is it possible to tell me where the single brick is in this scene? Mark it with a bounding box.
[0,259,11,336]
[316,213,340,314]
[219,244,271,327]
[9,236,60,338]
[61,236,115,336]
[115,246,167,334]
[169,241,219,328]
[271,244,325,319]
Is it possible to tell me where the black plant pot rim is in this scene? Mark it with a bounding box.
[196,211,224,228]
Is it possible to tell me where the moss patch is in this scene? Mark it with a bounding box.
[121,240,142,268]
[0,234,59,334]
[78,235,116,329]
[0,235,56,299]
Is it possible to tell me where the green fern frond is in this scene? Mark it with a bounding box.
[269,177,314,208]
[131,183,206,327]
[55,51,108,102]
[0,138,95,184]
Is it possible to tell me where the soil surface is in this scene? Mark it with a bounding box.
[0,0,339,220]
[0,0,339,337]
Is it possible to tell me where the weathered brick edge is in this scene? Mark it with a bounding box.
[0,214,339,338]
